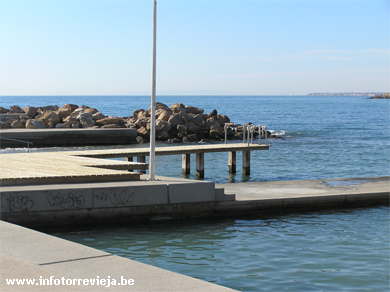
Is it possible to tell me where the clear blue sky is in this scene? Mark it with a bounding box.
[0,0,389,95]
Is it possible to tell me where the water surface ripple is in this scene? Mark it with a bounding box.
[55,207,390,291]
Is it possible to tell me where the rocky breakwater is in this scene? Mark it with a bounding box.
[368,93,390,99]
[0,102,272,144]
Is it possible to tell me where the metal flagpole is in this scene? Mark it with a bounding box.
[149,0,157,180]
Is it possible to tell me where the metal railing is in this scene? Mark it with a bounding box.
[0,137,34,152]
[224,124,268,145]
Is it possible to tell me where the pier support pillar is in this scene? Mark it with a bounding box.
[182,154,191,175]
[196,152,204,178]
[138,156,146,174]
[125,157,133,172]
[242,150,250,175]
[228,151,236,174]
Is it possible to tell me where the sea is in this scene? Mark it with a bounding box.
[1,95,389,291]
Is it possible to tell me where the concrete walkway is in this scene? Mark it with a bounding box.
[216,177,389,212]
[0,221,236,291]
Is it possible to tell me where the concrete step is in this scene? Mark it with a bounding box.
[215,188,236,202]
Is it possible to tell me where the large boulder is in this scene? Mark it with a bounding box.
[55,108,71,120]
[192,114,205,126]
[171,103,185,110]
[209,124,223,139]
[60,103,79,113]
[217,114,230,126]
[25,119,46,129]
[96,116,124,126]
[155,119,171,133]
[11,120,24,128]
[83,107,98,115]
[92,112,104,121]
[133,109,145,119]
[35,111,60,126]
[177,124,187,136]
[0,106,9,114]
[23,106,38,118]
[79,113,96,128]
[156,109,172,121]
[168,114,183,128]
[156,131,170,141]
[185,106,204,115]
[37,105,59,115]
[147,102,170,116]
[9,105,23,113]
[186,121,202,134]
[137,126,149,138]
[0,121,12,129]
[134,117,149,128]
[70,107,86,118]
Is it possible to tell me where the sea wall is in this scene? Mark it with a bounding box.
[0,102,272,145]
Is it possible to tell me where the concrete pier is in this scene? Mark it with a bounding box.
[1,176,388,291]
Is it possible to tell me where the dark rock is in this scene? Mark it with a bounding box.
[185,106,204,114]
[0,106,9,114]
[156,119,171,133]
[9,105,23,113]
[168,114,183,128]
[0,121,12,129]
[207,109,218,121]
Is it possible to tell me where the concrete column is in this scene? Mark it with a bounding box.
[125,157,133,172]
[242,150,250,175]
[138,156,146,174]
[196,152,204,178]
[228,151,236,174]
[182,154,190,175]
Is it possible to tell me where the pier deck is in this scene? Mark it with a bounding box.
[0,143,269,185]
[70,143,270,177]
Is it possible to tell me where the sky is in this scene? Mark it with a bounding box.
[0,0,389,96]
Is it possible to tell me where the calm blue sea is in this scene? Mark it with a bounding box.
[1,95,389,183]
[2,95,390,291]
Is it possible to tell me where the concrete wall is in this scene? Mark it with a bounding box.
[0,180,217,227]
[0,128,137,148]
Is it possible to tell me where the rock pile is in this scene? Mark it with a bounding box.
[0,102,266,143]
[368,93,390,99]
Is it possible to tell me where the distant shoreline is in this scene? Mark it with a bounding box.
[307,92,383,96]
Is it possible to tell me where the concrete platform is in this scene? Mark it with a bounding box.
[0,220,236,291]
[216,176,389,213]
